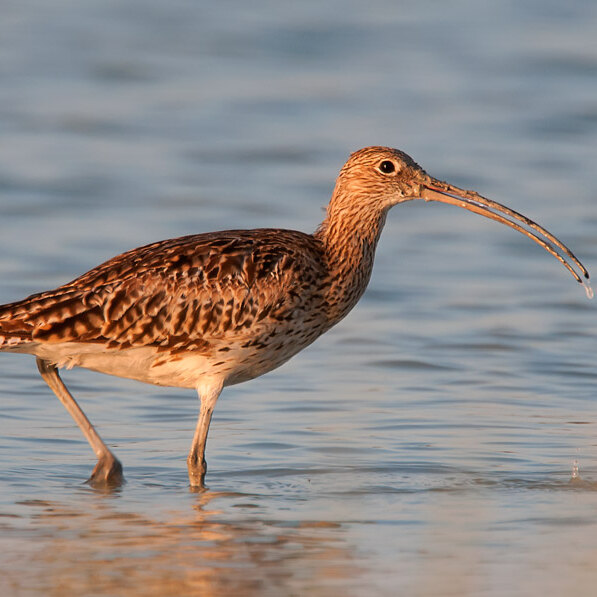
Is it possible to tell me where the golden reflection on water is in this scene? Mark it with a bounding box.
[0,490,355,597]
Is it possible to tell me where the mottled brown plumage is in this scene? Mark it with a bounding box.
[0,230,330,381]
[0,146,590,487]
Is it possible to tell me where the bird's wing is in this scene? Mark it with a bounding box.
[0,230,327,352]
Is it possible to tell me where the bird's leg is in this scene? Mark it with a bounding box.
[36,357,123,487]
[187,381,222,488]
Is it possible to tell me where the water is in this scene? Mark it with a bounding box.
[1,1,597,595]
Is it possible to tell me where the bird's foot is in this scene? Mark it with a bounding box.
[87,454,124,488]
[187,456,207,490]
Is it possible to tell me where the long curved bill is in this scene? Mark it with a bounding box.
[418,178,593,298]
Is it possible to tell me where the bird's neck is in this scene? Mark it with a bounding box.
[314,192,388,325]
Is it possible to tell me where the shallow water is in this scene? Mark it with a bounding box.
[1,1,597,595]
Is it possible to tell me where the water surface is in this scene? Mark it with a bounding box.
[1,1,597,595]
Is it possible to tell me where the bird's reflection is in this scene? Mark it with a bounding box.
[4,488,355,596]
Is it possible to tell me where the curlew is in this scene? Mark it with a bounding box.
[0,146,591,488]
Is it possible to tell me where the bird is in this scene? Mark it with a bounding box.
[0,146,591,488]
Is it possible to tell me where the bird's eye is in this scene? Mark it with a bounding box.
[378,160,396,175]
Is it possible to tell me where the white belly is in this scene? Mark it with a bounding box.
[8,336,313,390]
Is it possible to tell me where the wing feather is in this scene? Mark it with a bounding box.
[0,229,327,351]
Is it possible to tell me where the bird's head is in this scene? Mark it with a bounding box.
[326,146,590,292]
[333,146,429,210]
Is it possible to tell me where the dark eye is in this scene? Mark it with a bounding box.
[378,160,396,174]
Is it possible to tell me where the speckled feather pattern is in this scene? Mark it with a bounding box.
[0,227,362,388]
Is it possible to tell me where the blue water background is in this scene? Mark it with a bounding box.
[1,1,597,595]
